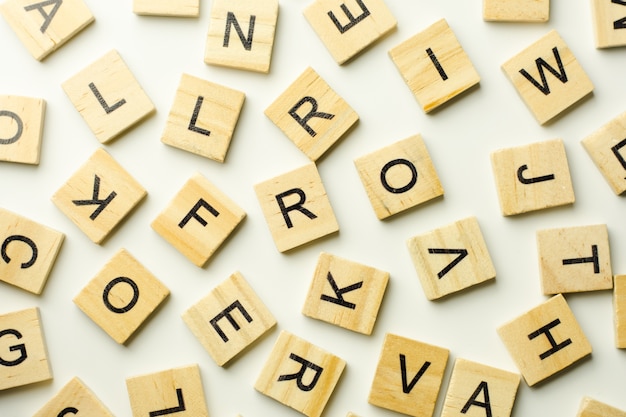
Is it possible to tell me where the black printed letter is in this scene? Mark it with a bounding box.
[58,407,79,417]
[0,110,23,145]
[209,300,253,342]
[380,159,418,194]
[528,318,572,360]
[188,96,211,136]
[89,82,126,114]
[288,97,334,138]
[275,188,317,228]
[613,0,626,29]
[223,12,255,50]
[149,388,186,417]
[426,48,448,81]
[278,353,323,392]
[0,329,27,367]
[519,47,568,95]
[461,381,492,417]
[562,245,600,274]
[427,248,468,279]
[72,175,117,220]
[399,354,430,394]
[517,164,555,184]
[24,0,62,33]
[611,138,626,174]
[102,277,140,314]
[178,199,219,229]
[320,271,363,309]
[328,0,370,34]
[1,235,38,269]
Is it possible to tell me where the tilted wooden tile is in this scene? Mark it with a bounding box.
[0,207,64,294]
[255,330,346,417]
[368,333,449,417]
[0,95,45,165]
[254,163,339,252]
[483,0,549,22]
[151,173,246,267]
[265,67,359,161]
[73,248,170,344]
[389,19,480,113]
[0,0,94,60]
[62,49,155,143]
[577,397,626,417]
[32,377,115,417]
[204,0,278,73]
[354,134,444,220]
[133,0,199,17]
[501,30,593,125]
[591,0,626,48]
[0,307,51,390]
[51,148,147,244]
[406,216,495,301]
[614,275,626,348]
[182,271,276,366]
[302,252,389,335]
[304,0,396,64]
[497,294,592,386]
[491,138,575,216]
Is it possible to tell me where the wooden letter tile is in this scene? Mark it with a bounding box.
[497,294,592,386]
[501,30,593,125]
[389,19,480,113]
[73,248,170,344]
[0,95,45,165]
[32,377,115,417]
[614,275,626,348]
[255,330,346,417]
[577,397,626,417]
[151,173,246,267]
[133,0,199,17]
[483,0,550,22]
[591,0,626,48]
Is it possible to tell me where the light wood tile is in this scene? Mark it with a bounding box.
[483,0,549,22]
[133,0,199,17]
[32,377,115,417]
[0,95,45,165]
[591,0,626,48]
[577,397,626,417]
[614,275,626,348]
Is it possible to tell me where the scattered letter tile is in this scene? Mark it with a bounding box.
[591,0,626,48]
[0,95,45,165]
[32,377,115,417]
[615,275,626,348]
[577,397,626,417]
[483,0,549,22]
[133,0,199,17]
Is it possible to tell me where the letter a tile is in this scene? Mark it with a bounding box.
[591,0,626,48]
[614,275,626,348]
[0,95,45,165]
[577,397,626,417]
[133,0,199,17]
[32,377,115,417]
[483,0,549,22]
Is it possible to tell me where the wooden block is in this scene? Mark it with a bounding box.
[0,0,94,61]
[441,358,520,417]
[497,294,592,386]
[51,148,147,244]
[491,138,575,216]
[32,377,115,417]
[303,0,397,64]
[0,307,51,390]
[126,364,209,417]
[0,207,64,294]
[301,252,389,335]
[591,0,626,48]
[406,216,495,301]
[62,49,155,143]
[161,73,245,163]
[204,0,278,73]
[354,134,444,220]
[389,19,480,113]
[577,397,626,417]
[182,271,276,366]
[368,333,449,417]
[614,275,626,348]
[73,248,170,344]
[254,330,346,417]
[501,30,593,125]
[265,67,359,161]
[483,0,549,22]
[0,95,45,165]
[133,0,199,17]
[151,173,246,267]
[537,224,612,295]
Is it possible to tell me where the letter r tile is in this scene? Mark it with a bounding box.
[577,397,626,417]
[32,377,115,417]
[0,95,45,165]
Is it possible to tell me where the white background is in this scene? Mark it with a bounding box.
[1,0,626,416]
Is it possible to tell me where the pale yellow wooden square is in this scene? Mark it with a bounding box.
[301,252,389,335]
[32,377,115,417]
[615,275,626,348]
[51,148,147,244]
[483,0,549,22]
[151,173,246,267]
[497,294,592,386]
[182,271,276,366]
[0,95,45,165]
[126,364,209,417]
[62,49,155,143]
[537,224,612,295]
[354,134,444,220]
[255,330,346,417]
[368,333,449,417]
[577,397,626,417]
[389,19,480,113]
[0,207,64,294]
[162,73,245,163]
[591,0,626,48]
[0,307,51,391]
[133,0,199,17]
[501,30,594,125]
[406,216,495,301]
[0,0,94,61]
[304,0,396,64]
[73,249,170,344]
[491,138,575,216]
[204,0,278,73]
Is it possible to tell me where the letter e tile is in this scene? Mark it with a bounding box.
[0,95,45,165]
[32,377,115,417]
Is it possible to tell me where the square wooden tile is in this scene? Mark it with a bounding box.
[354,134,444,220]
[497,294,592,386]
[255,330,346,417]
[389,19,480,113]
[133,0,199,17]
[302,252,389,335]
[577,397,626,417]
[254,163,339,252]
[204,0,278,73]
[73,248,170,344]
[32,377,115,417]
[304,0,397,64]
[0,0,94,60]
[491,138,575,216]
[406,216,495,301]
[501,30,593,125]
[265,67,359,161]
[537,224,612,295]
[51,148,147,244]
[483,0,550,22]
[591,0,626,48]
[182,271,276,366]
[162,73,245,163]
[0,207,64,294]
[0,95,45,165]
[368,333,449,417]
[151,173,246,267]
[614,275,626,348]
[62,49,155,143]
[0,307,51,390]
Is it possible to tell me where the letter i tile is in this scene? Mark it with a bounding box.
[32,377,115,417]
